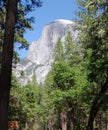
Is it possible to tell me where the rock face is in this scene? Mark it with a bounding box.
[14,19,78,84]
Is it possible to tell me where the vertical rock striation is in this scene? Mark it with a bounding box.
[14,19,78,84]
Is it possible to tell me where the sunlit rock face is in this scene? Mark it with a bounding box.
[14,19,78,84]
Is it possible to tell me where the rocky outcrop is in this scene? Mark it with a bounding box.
[14,19,78,84]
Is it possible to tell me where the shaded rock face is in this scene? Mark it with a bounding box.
[14,19,78,84]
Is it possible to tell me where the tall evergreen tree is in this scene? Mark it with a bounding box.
[51,33,86,130]
[0,1,17,129]
[64,32,82,66]
[0,0,42,129]
[53,38,64,62]
[77,0,108,130]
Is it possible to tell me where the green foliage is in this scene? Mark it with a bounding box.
[77,0,108,98]
[53,38,64,62]
[0,0,42,45]
[0,1,42,129]
[0,0,42,63]
[9,76,41,129]
[43,32,89,130]
[20,70,25,77]
[9,2,107,128]
[53,62,75,90]
[64,32,82,65]
[77,0,108,129]
[7,1,108,129]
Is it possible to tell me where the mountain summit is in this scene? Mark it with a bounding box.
[14,19,78,84]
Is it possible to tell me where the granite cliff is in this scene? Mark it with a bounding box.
[14,19,78,84]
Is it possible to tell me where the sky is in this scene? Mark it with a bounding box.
[18,0,78,58]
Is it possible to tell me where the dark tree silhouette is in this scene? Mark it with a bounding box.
[0,0,17,129]
[0,0,42,129]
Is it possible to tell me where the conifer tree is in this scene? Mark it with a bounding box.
[0,0,42,129]
[77,0,108,129]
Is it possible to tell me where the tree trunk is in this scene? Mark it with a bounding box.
[0,0,17,130]
[86,82,108,130]
[56,111,62,130]
[61,112,67,130]
[67,111,71,130]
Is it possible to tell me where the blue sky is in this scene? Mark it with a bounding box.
[19,0,78,58]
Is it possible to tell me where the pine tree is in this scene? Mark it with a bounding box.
[77,0,108,129]
[53,38,64,62]
[0,0,42,129]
